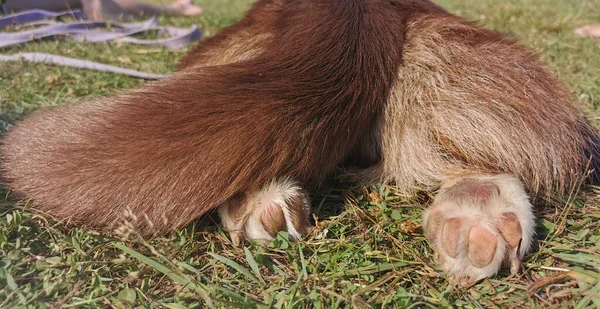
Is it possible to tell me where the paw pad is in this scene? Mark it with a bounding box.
[423,175,535,287]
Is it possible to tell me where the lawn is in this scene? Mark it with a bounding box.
[1,0,599,308]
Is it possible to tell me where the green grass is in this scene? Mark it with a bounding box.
[1,0,600,308]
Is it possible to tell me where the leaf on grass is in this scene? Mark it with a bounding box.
[209,252,263,286]
[539,219,555,235]
[555,253,600,268]
[46,256,63,265]
[391,210,402,220]
[6,272,17,290]
[244,247,265,285]
[117,288,136,303]
[114,243,215,309]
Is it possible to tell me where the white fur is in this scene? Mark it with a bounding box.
[423,174,535,284]
[219,177,311,243]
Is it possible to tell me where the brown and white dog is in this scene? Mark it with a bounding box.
[1,0,599,287]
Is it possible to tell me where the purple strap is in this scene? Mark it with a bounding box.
[0,9,202,79]
[0,11,201,50]
[0,9,85,28]
[0,52,168,79]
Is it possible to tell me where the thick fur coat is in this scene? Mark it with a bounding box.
[1,0,599,239]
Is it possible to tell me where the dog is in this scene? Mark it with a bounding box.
[2,0,599,287]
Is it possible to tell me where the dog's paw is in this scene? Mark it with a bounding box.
[423,174,535,287]
[218,178,311,245]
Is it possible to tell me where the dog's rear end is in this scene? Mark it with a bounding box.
[2,0,599,286]
[0,0,414,236]
[170,0,600,285]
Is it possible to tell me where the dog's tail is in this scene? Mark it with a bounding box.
[0,0,433,236]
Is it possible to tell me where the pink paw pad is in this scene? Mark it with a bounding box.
[423,175,535,287]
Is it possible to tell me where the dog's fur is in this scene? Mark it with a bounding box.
[1,0,418,235]
[176,0,600,197]
[1,0,599,279]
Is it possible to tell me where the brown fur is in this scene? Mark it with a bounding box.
[177,0,600,198]
[1,0,599,238]
[0,0,423,236]
[375,16,600,196]
[176,0,284,69]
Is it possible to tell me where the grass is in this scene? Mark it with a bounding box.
[1,0,599,307]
